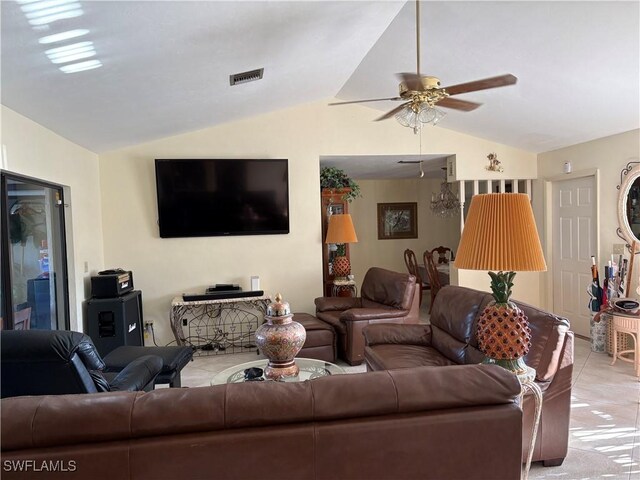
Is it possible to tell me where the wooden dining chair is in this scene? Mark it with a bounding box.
[423,250,443,313]
[404,249,430,306]
[13,308,32,330]
[431,246,454,264]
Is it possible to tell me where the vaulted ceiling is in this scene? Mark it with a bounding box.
[2,1,639,155]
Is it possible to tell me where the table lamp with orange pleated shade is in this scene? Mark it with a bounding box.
[455,193,547,373]
[325,214,358,279]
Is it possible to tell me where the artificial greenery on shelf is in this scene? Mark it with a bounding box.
[320,167,361,203]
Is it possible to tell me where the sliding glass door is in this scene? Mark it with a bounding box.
[1,172,70,330]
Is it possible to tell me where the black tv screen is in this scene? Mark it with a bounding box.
[155,159,289,238]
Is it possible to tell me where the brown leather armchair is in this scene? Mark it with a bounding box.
[315,267,419,365]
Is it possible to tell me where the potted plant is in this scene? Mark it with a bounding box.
[320,167,361,203]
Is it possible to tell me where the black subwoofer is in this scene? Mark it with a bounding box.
[86,290,143,356]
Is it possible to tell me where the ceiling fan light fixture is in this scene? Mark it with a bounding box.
[394,106,416,129]
[417,104,446,125]
[328,0,516,129]
[395,104,446,133]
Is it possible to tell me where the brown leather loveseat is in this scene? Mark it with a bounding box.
[2,365,523,480]
[315,267,419,365]
[364,285,574,467]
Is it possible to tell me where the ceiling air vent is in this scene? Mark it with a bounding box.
[230,68,264,86]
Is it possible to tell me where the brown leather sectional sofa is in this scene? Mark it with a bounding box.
[315,267,419,365]
[1,365,523,480]
[364,285,574,467]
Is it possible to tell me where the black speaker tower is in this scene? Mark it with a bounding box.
[86,290,143,356]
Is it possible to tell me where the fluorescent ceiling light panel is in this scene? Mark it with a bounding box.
[45,41,92,55]
[21,0,77,13]
[47,46,94,60]
[24,2,81,18]
[46,41,95,64]
[59,59,101,73]
[39,29,89,44]
[27,9,82,26]
[20,0,102,74]
[25,3,82,19]
[49,50,95,64]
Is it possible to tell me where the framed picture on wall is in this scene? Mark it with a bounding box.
[377,202,418,239]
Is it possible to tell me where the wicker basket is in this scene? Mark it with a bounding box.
[604,313,633,355]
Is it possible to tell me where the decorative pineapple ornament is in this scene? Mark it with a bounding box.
[477,271,532,374]
[332,256,351,278]
[332,243,351,278]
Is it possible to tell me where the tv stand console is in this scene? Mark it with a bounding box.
[170,295,271,356]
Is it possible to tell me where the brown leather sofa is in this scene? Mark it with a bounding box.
[1,364,522,480]
[315,267,419,365]
[364,285,574,467]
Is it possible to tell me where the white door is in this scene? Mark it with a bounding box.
[552,176,597,337]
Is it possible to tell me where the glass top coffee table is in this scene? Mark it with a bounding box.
[211,358,345,384]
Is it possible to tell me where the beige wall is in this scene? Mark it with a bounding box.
[3,100,634,339]
[453,148,538,181]
[349,178,460,283]
[99,99,535,344]
[0,106,104,330]
[535,129,640,310]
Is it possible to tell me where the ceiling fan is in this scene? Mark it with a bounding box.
[330,0,517,132]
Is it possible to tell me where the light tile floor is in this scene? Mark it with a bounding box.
[181,325,640,479]
[529,338,640,480]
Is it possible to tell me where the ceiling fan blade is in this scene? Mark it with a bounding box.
[329,97,402,106]
[443,74,517,96]
[437,97,482,112]
[397,72,425,91]
[374,103,410,121]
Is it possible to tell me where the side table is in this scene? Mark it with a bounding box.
[332,279,357,297]
[517,366,543,480]
[610,312,640,376]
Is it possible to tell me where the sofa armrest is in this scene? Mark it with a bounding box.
[109,355,162,392]
[340,308,408,323]
[315,297,361,312]
[363,323,432,347]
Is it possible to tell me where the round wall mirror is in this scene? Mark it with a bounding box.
[617,163,640,246]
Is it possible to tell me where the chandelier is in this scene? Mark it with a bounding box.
[431,173,460,218]
[395,101,446,134]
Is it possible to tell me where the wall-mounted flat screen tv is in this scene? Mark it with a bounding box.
[155,159,289,238]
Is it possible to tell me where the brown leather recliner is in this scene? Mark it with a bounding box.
[315,267,419,365]
[364,285,574,467]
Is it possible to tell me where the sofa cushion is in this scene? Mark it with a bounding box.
[315,311,347,336]
[429,286,491,364]
[363,323,432,347]
[315,296,360,312]
[360,267,416,310]
[366,344,455,371]
[518,302,570,382]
